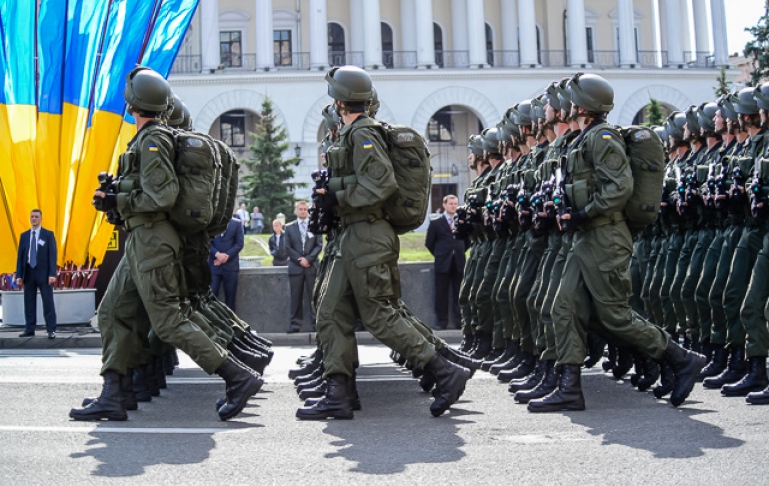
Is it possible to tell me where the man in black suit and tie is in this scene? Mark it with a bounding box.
[15,209,58,338]
[285,200,323,333]
[209,216,245,310]
[425,195,468,330]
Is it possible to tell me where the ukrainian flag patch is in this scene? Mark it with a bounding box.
[362,141,373,149]
[601,132,612,140]
[148,143,159,152]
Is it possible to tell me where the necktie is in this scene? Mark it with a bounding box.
[29,231,38,268]
[448,216,455,232]
[300,221,307,247]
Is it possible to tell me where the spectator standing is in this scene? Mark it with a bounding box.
[250,206,264,234]
[425,195,468,330]
[15,209,58,338]
[209,216,245,310]
[235,203,250,228]
[269,219,288,266]
[284,201,323,333]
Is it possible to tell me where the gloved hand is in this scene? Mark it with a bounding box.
[93,192,117,212]
[569,209,590,228]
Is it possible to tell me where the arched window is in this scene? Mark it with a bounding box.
[328,22,345,66]
[434,23,444,67]
[381,22,394,68]
[485,23,494,66]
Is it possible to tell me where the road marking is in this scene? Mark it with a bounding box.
[0,425,250,434]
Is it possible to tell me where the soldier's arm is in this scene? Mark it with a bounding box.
[584,133,633,218]
[120,131,178,214]
[334,128,397,208]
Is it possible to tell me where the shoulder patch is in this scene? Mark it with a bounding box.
[362,141,373,150]
[606,153,623,170]
[602,132,613,140]
[148,143,159,152]
[367,160,386,179]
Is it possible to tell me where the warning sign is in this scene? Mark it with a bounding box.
[107,231,119,251]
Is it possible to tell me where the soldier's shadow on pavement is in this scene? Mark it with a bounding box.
[321,382,479,474]
[565,380,744,458]
[70,385,260,477]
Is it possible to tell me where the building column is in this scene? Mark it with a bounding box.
[679,0,692,60]
[451,0,469,67]
[567,0,588,67]
[362,0,383,69]
[691,0,710,64]
[500,0,519,67]
[309,0,328,70]
[401,0,417,67]
[710,0,729,66]
[518,0,538,67]
[415,0,437,68]
[466,0,487,67]
[200,0,220,72]
[350,0,364,63]
[663,0,684,67]
[255,0,274,70]
[617,0,637,67]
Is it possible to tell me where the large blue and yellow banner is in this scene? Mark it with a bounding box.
[0,0,199,273]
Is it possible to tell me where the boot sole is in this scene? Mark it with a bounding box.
[295,409,354,420]
[670,355,707,407]
[721,384,768,397]
[430,369,471,417]
[527,401,585,413]
[218,378,264,421]
[69,410,128,421]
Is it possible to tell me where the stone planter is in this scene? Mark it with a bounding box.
[0,289,96,326]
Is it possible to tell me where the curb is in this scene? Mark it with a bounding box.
[0,327,465,350]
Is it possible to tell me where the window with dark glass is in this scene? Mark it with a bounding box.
[586,27,594,63]
[434,23,444,67]
[328,22,345,66]
[381,23,394,68]
[274,30,292,66]
[485,23,494,66]
[427,107,453,142]
[220,31,242,68]
[220,110,246,148]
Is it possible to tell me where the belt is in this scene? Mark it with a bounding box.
[339,208,385,227]
[583,211,625,231]
[124,212,167,232]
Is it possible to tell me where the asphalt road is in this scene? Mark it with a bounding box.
[0,345,766,485]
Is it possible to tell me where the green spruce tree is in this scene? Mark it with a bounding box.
[745,2,769,86]
[240,97,305,226]
[714,66,731,96]
[644,98,666,127]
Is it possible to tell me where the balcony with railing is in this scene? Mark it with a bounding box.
[170,49,719,75]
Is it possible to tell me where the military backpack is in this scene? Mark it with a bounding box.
[207,139,239,237]
[618,125,666,232]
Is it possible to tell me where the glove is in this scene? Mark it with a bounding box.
[322,190,339,211]
[93,192,117,212]
[569,209,590,228]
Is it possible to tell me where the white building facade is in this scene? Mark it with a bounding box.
[170,0,735,212]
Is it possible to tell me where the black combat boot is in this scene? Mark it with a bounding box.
[664,340,707,407]
[699,340,714,366]
[239,334,274,363]
[437,346,481,373]
[497,351,535,383]
[652,361,674,398]
[527,364,585,413]
[629,351,644,386]
[481,348,505,371]
[746,384,769,404]
[296,374,354,420]
[81,369,138,411]
[490,344,523,376]
[470,332,493,360]
[228,339,270,375]
[296,374,325,393]
[584,333,606,368]
[488,340,518,374]
[703,346,747,389]
[419,370,436,392]
[294,365,324,386]
[154,357,167,389]
[249,331,272,348]
[690,333,702,354]
[459,334,475,353]
[698,345,727,381]
[305,372,362,411]
[162,351,176,376]
[412,367,424,378]
[721,356,768,396]
[425,353,472,417]
[132,366,152,402]
[508,359,545,393]
[70,371,128,421]
[636,356,660,392]
[144,361,160,397]
[289,349,323,380]
[298,381,328,400]
[613,347,634,380]
[215,354,264,421]
[602,343,617,372]
[514,361,560,404]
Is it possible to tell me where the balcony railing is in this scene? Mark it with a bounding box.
[435,50,469,68]
[382,50,417,69]
[329,51,363,68]
[171,48,720,74]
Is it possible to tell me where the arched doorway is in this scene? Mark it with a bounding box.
[631,101,675,126]
[426,105,483,212]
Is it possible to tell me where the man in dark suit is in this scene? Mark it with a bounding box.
[284,200,323,333]
[209,216,245,310]
[425,195,468,330]
[15,209,58,338]
[269,219,288,266]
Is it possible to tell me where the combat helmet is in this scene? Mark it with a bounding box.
[369,87,380,117]
[124,66,172,114]
[321,104,341,131]
[697,102,719,135]
[568,72,614,113]
[753,82,769,111]
[665,111,687,144]
[684,105,701,140]
[326,66,373,102]
[468,134,484,157]
[480,127,501,155]
[168,94,186,128]
[733,87,760,115]
[716,93,739,123]
[511,100,533,128]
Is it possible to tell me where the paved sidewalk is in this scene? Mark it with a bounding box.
[0,325,464,349]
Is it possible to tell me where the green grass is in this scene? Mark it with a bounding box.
[241,232,434,264]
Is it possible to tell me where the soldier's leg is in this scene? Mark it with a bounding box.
[724,226,765,349]
[541,233,572,361]
[640,235,661,323]
[696,229,724,344]
[709,225,743,346]
[682,227,714,342]
[660,232,684,335]
[647,237,668,327]
[514,233,547,355]
[630,237,648,316]
[671,229,698,336]
[469,241,492,330]
[475,238,505,340]
[530,235,559,355]
[491,242,514,349]
[458,243,479,336]
[741,233,769,359]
